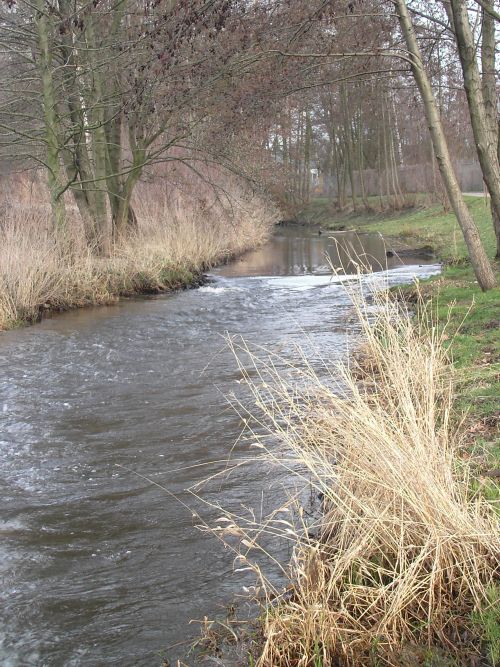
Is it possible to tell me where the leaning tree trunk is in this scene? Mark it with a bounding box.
[449,0,500,258]
[395,0,496,291]
[480,0,500,258]
[494,128,500,258]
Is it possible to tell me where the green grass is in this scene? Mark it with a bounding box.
[436,277,500,530]
[473,586,500,666]
[300,195,496,261]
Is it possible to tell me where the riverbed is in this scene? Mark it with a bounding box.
[0,229,440,666]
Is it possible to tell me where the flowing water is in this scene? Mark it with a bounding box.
[0,229,440,666]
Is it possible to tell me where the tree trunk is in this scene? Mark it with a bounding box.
[340,158,348,210]
[304,111,312,203]
[493,128,500,258]
[480,0,500,258]
[377,109,385,210]
[294,112,303,200]
[105,113,123,225]
[331,127,342,208]
[34,0,66,228]
[115,188,139,236]
[381,100,392,206]
[85,14,112,255]
[387,94,404,206]
[395,0,496,290]
[341,84,357,210]
[58,0,100,232]
[357,104,369,208]
[113,141,144,237]
[282,132,289,169]
[449,0,500,257]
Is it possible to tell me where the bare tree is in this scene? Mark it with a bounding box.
[0,0,272,251]
[480,0,500,257]
[394,0,496,290]
[446,0,500,257]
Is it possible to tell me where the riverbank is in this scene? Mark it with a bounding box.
[218,278,499,666]
[298,195,499,463]
[214,197,499,666]
[302,194,495,258]
[0,181,279,330]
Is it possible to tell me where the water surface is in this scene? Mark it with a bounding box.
[0,229,439,666]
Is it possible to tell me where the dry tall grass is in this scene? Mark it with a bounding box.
[212,287,499,666]
[0,174,278,329]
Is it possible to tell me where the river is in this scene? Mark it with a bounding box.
[0,228,440,666]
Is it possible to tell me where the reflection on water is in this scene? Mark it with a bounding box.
[0,228,439,666]
[218,228,424,277]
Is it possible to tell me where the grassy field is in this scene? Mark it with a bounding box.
[299,196,499,474]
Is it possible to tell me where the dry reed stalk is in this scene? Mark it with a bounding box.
[209,285,499,666]
[0,174,278,329]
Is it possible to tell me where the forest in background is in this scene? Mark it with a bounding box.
[0,0,498,309]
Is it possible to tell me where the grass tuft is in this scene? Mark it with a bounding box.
[212,284,499,666]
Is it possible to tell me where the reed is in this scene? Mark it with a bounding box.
[0,175,278,329]
[211,284,499,666]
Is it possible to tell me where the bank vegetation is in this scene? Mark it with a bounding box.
[211,284,499,666]
[0,171,278,329]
